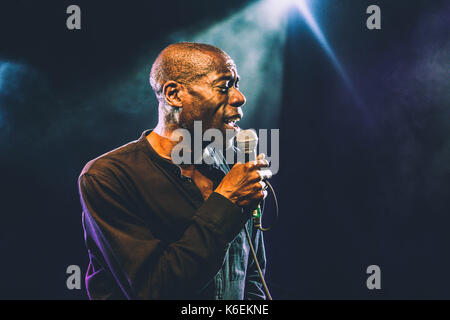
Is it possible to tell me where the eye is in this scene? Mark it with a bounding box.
[218,86,229,94]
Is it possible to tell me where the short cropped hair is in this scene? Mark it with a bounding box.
[149,42,232,100]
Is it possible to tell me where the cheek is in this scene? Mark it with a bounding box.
[200,101,225,123]
[210,109,227,128]
[184,91,227,126]
[179,104,214,130]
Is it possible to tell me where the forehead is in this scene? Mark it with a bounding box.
[204,53,239,83]
[217,55,237,74]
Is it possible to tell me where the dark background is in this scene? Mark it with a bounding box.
[0,0,449,299]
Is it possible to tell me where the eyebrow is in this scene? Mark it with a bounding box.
[212,74,240,85]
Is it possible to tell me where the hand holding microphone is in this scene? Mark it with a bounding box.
[215,129,273,211]
[215,153,270,208]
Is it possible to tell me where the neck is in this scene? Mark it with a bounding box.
[148,122,199,166]
[147,123,180,161]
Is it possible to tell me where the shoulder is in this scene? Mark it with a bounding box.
[79,134,150,183]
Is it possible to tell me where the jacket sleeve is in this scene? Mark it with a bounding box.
[244,223,267,300]
[78,170,249,299]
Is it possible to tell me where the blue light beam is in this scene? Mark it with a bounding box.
[292,0,364,107]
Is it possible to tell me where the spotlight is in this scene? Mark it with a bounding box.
[271,0,363,106]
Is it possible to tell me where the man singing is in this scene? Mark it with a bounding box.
[78,42,270,299]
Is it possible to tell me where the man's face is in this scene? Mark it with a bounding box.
[178,54,246,147]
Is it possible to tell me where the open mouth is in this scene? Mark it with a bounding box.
[223,115,241,131]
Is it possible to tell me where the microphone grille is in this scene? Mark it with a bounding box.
[236,129,258,144]
[236,129,258,154]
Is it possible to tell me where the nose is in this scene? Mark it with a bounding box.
[229,87,246,108]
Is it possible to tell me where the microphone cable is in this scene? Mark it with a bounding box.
[244,224,272,300]
[243,179,279,300]
[253,180,278,232]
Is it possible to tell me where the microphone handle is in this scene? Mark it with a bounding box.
[249,148,261,227]
[247,150,257,162]
[252,205,262,228]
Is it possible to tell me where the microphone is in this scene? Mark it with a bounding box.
[236,129,259,162]
[235,129,275,300]
[236,129,272,228]
[236,129,273,181]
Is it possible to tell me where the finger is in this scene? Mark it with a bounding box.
[257,153,265,160]
[252,159,269,169]
[258,169,273,180]
[245,160,258,168]
[259,180,268,190]
[254,188,267,201]
[249,170,263,182]
[245,159,267,170]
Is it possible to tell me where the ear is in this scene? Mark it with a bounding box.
[162,81,184,108]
